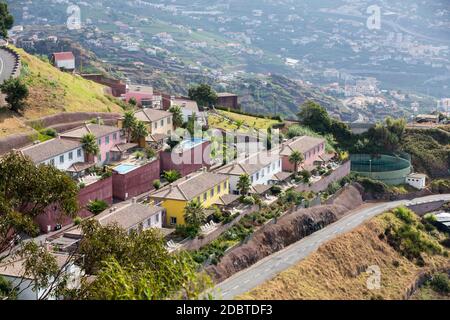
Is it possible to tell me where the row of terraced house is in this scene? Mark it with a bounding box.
[12,105,335,235]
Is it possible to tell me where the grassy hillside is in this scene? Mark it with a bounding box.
[402,128,450,178]
[0,47,124,137]
[239,208,449,300]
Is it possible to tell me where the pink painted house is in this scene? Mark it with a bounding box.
[35,177,113,233]
[59,124,125,165]
[280,136,327,172]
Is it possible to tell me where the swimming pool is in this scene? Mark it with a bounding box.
[180,138,206,150]
[114,163,138,174]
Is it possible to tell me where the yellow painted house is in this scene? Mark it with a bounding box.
[150,171,230,226]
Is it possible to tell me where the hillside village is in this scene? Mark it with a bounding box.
[0,31,444,299]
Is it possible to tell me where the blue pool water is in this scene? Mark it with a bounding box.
[181,138,206,150]
[114,164,138,174]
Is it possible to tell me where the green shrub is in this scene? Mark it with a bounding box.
[87,199,109,215]
[73,216,82,225]
[270,185,282,195]
[393,207,415,224]
[431,179,450,194]
[153,179,161,190]
[241,196,255,205]
[429,273,450,294]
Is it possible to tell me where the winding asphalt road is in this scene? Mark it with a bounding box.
[0,47,17,84]
[212,194,450,300]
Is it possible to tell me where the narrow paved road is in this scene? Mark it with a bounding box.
[0,48,17,84]
[213,194,450,300]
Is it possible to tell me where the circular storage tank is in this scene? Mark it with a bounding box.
[350,154,412,185]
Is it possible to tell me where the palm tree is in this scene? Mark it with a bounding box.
[163,170,181,183]
[131,120,148,143]
[289,150,304,175]
[184,200,206,228]
[123,111,137,142]
[81,133,100,162]
[237,174,251,196]
[169,105,184,129]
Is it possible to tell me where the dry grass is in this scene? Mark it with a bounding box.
[0,47,123,136]
[238,211,449,300]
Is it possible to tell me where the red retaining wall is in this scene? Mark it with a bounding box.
[112,159,160,201]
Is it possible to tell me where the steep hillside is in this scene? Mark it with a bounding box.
[402,128,450,178]
[240,208,449,300]
[0,47,124,137]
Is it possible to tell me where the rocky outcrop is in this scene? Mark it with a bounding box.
[206,184,364,283]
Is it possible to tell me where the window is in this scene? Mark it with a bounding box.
[147,218,152,226]
[161,119,164,127]
[50,159,55,166]
[168,117,172,124]
[155,214,159,223]
[68,152,73,161]
[60,155,64,164]
[256,172,260,180]
[154,122,158,129]
[105,136,110,144]
[170,217,177,225]
[105,152,110,162]
[77,149,82,157]
[210,189,214,198]
[218,184,221,193]
[98,138,102,146]
[203,193,207,201]
[113,133,117,140]
[98,154,102,162]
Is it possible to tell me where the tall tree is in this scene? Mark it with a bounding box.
[0,2,13,39]
[188,84,218,108]
[237,174,251,196]
[131,120,148,142]
[81,133,100,160]
[0,152,78,253]
[122,111,137,143]
[297,101,332,134]
[169,105,184,129]
[289,150,304,175]
[75,220,211,299]
[184,200,206,229]
[0,78,29,113]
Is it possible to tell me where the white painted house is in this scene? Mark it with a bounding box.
[0,253,82,300]
[20,138,85,171]
[406,173,427,190]
[171,98,207,125]
[215,150,282,195]
[52,52,76,71]
[95,201,164,234]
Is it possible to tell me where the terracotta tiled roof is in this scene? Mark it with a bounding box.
[150,171,228,201]
[52,52,75,61]
[135,109,172,123]
[215,150,280,176]
[279,136,325,156]
[95,203,163,230]
[20,138,81,163]
[60,124,120,139]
